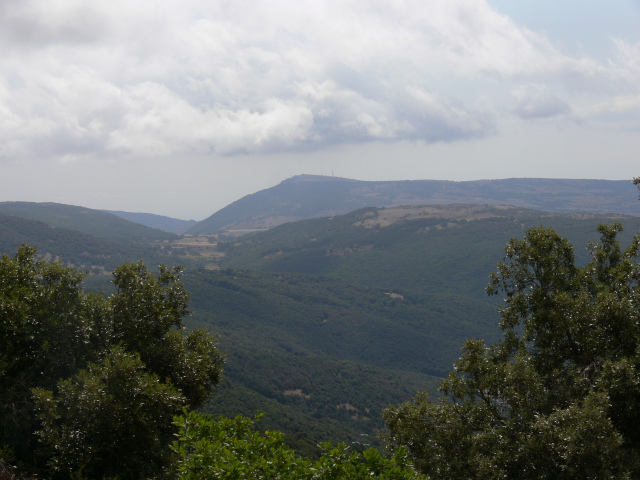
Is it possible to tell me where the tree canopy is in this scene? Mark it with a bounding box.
[171,410,424,480]
[0,246,224,479]
[383,222,640,479]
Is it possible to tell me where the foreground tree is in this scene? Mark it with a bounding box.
[171,411,424,480]
[0,246,224,479]
[384,223,640,479]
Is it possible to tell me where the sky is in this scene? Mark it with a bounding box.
[0,0,639,220]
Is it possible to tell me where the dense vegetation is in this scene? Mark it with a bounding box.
[180,268,482,453]
[0,247,223,478]
[383,222,640,479]
[216,206,640,295]
[77,204,640,457]
[171,411,423,479]
[0,247,424,480]
[2,181,640,478]
[0,212,174,272]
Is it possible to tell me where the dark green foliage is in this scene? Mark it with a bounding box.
[184,268,497,376]
[179,208,640,454]
[181,267,464,452]
[33,346,185,479]
[0,246,223,478]
[171,410,424,479]
[0,212,174,272]
[217,205,640,297]
[5,191,640,477]
[383,224,640,479]
[0,245,94,467]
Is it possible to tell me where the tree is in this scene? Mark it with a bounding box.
[0,246,224,478]
[383,223,640,479]
[0,246,96,468]
[33,346,185,479]
[171,410,424,480]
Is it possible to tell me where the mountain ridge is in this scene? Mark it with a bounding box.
[187,176,639,235]
[0,201,178,243]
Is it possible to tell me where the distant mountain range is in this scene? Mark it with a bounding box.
[0,202,177,243]
[186,175,640,235]
[3,176,635,238]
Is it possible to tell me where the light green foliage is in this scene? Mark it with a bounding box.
[172,410,424,480]
[0,246,223,478]
[384,223,640,479]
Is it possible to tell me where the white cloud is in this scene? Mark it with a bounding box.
[511,84,571,119]
[611,39,640,79]
[0,0,637,162]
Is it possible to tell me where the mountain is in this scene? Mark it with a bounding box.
[0,202,178,244]
[0,212,173,272]
[5,191,639,455]
[106,210,197,234]
[215,204,640,283]
[173,205,640,454]
[187,175,639,235]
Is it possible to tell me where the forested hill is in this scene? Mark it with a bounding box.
[0,202,181,273]
[216,204,640,287]
[178,204,640,454]
[0,201,178,243]
[187,176,639,235]
[0,212,175,272]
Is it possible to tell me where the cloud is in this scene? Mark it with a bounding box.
[611,39,640,79]
[511,85,571,119]
[108,84,315,155]
[0,0,636,161]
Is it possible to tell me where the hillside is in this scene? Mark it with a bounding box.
[0,202,178,244]
[185,269,449,454]
[187,176,639,234]
[171,205,640,453]
[0,212,172,272]
[216,204,640,291]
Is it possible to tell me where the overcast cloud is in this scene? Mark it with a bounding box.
[0,0,639,218]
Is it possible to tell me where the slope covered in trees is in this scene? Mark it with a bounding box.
[0,201,178,244]
[163,206,640,455]
[383,222,640,478]
[0,248,424,480]
[217,205,640,295]
[3,179,640,477]
[0,212,174,272]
